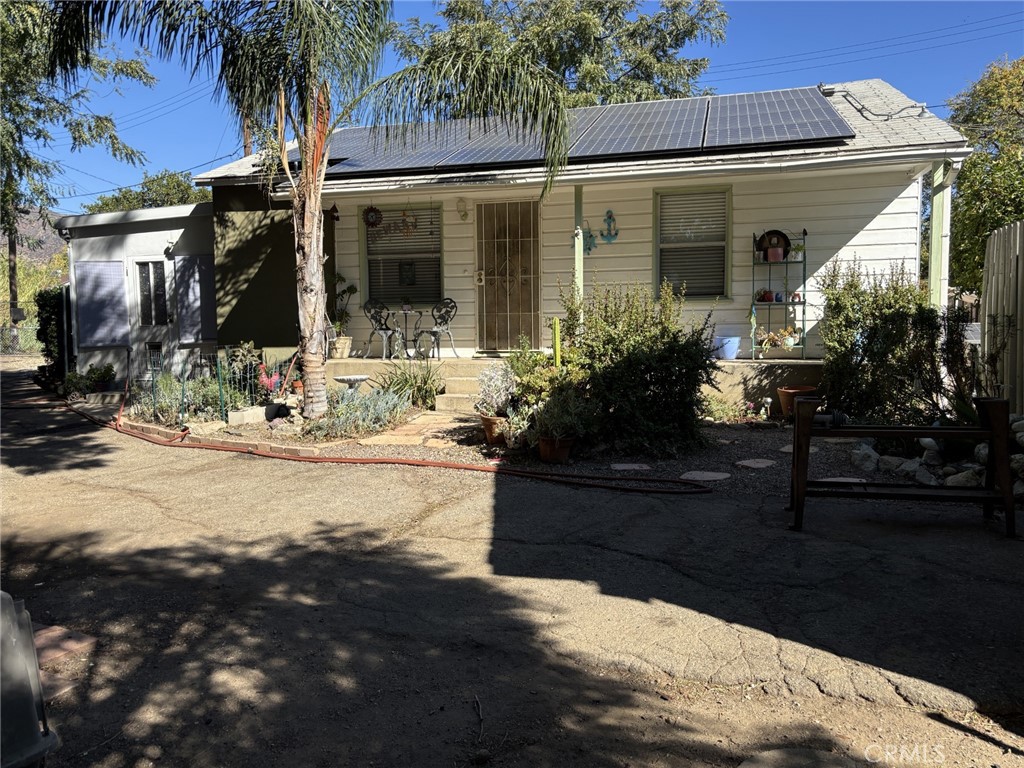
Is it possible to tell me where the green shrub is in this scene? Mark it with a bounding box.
[558,281,718,455]
[304,388,411,440]
[34,286,66,376]
[373,359,443,409]
[819,262,943,425]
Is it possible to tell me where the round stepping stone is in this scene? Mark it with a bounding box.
[610,463,651,471]
[778,444,818,454]
[735,458,776,469]
[680,470,731,481]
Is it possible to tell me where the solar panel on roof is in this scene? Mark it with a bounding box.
[439,106,603,167]
[570,98,707,158]
[704,87,853,149]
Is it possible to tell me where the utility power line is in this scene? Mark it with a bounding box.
[57,148,241,200]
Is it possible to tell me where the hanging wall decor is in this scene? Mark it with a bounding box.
[363,206,382,228]
[600,210,619,243]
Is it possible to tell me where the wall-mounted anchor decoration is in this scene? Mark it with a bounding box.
[573,223,598,255]
[600,210,619,244]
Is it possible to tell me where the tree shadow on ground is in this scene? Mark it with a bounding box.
[488,475,1024,740]
[1,528,848,768]
[1,367,116,475]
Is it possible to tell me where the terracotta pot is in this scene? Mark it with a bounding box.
[292,380,304,395]
[538,436,574,464]
[766,247,785,262]
[777,385,817,418]
[480,414,506,445]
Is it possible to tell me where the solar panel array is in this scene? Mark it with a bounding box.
[705,87,854,149]
[317,86,854,179]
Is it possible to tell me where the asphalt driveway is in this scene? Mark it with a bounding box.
[2,358,1021,767]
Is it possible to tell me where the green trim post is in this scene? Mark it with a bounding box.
[216,354,227,422]
[574,185,584,294]
[552,317,561,369]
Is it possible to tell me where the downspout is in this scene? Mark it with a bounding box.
[928,159,961,307]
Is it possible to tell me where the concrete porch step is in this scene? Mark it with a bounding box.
[443,376,480,396]
[434,393,477,414]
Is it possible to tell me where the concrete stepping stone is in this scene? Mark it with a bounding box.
[680,471,731,481]
[357,434,423,446]
[610,463,650,471]
[34,625,96,665]
[734,458,776,469]
[778,444,818,454]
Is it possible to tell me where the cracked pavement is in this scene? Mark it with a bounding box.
[3,359,1022,766]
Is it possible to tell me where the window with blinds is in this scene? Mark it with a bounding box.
[658,191,728,297]
[365,207,442,305]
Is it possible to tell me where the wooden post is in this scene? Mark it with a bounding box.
[789,396,819,530]
[974,397,1016,537]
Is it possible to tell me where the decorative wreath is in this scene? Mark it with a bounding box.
[362,206,382,228]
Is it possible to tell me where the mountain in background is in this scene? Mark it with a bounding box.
[2,208,67,264]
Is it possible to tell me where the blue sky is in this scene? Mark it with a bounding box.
[48,0,1023,214]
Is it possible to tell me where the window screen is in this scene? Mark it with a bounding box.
[137,261,169,326]
[74,261,130,348]
[365,207,441,305]
[175,255,217,343]
[658,191,728,297]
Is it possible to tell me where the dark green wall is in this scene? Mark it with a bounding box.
[212,186,335,347]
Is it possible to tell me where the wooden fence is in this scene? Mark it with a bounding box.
[980,220,1023,415]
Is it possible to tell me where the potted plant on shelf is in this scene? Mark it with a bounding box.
[755,326,802,357]
[475,362,516,445]
[330,274,358,359]
[788,242,805,262]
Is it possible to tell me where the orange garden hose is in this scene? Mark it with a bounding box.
[37,380,713,495]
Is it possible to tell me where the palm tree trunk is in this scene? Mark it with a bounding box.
[292,188,328,419]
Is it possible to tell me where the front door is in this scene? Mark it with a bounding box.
[130,258,176,378]
[476,201,540,351]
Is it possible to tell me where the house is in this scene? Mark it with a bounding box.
[61,79,970,381]
[54,203,216,379]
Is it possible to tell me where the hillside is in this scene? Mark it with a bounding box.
[2,208,67,264]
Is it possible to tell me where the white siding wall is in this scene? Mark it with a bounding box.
[328,167,923,357]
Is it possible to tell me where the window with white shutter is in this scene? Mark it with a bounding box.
[657,190,728,298]
[365,207,442,305]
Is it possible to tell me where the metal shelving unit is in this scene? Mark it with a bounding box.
[751,229,808,360]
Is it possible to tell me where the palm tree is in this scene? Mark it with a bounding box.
[49,0,569,418]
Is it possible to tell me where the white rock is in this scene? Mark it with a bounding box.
[897,457,921,477]
[1010,454,1024,480]
[921,449,944,466]
[850,445,879,472]
[1009,413,1023,424]
[1014,480,1024,499]
[914,467,940,486]
[1012,420,1024,433]
[974,442,989,465]
[1017,433,1024,449]
[940,465,959,477]
[918,437,940,451]
[944,469,982,487]
[878,455,904,472]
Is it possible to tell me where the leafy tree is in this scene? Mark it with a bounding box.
[0,249,68,325]
[50,0,571,418]
[393,0,728,108]
[1,0,152,326]
[948,57,1024,293]
[83,169,211,214]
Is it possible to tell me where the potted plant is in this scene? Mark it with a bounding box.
[501,404,532,449]
[85,362,116,392]
[789,242,805,262]
[533,386,594,463]
[756,325,802,356]
[475,362,516,445]
[330,274,358,359]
